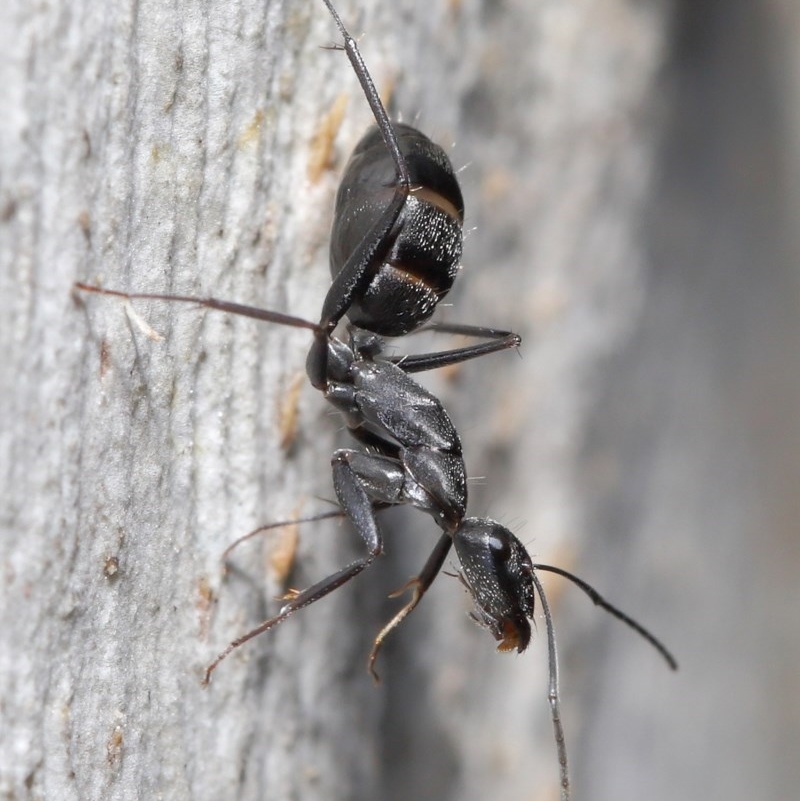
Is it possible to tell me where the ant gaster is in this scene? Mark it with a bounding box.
[75,2,677,799]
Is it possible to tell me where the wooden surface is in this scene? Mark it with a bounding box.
[1,1,798,800]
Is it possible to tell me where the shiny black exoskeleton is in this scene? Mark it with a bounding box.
[74,0,527,675]
[202,316,524,680]
[454,518,537,652]
[329,124,464,336]
[75,2,677,798]
[285,327,547,668]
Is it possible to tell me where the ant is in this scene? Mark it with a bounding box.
[75,1,677,799]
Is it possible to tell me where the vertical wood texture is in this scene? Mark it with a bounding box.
[1,1,798,800]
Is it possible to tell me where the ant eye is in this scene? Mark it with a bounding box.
[487,533,510,557]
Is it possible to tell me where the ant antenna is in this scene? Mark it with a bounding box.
[534,564,678,671]
[528,565,677,800]
[530,570,570,801]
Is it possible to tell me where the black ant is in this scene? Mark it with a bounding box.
[74,1,676,798]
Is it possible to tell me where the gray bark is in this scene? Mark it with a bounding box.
[1,0,798,800]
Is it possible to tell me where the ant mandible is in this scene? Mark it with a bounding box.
[75,2,677,799]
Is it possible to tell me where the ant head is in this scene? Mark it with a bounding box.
[453,518,535,653]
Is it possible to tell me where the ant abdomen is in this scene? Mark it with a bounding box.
[330,122,465,336]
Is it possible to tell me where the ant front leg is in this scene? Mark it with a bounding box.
[367,531,453,682]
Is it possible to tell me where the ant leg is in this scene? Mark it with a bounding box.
[319,184,408,331]
[389,323,521,374]
[321,0,409,186]
[73,283,320,334]
[317,0,410,331]
[220,510,346,566]
[204,449,406,684]
[203,450,396,684]
[367,532,452,682]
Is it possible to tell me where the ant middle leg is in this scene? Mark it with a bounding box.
[388,321,522,374]
[204,447,413,683]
